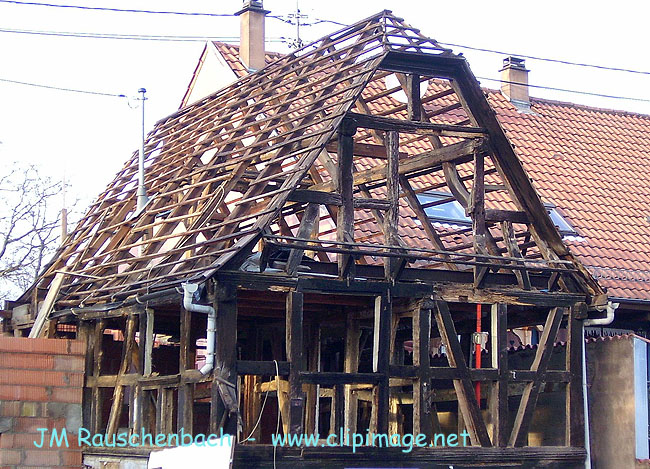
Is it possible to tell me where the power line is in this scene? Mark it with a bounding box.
[442,42,650,76]
[479,76,650,104]
[0,77,125,97]
[0,26,285,43]
[0,0,239,17]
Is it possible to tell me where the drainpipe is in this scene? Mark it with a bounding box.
[581,301,619,468]
[182,283,216,376]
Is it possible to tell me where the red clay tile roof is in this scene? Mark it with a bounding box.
[486,92,650,301]
[213,43,650,302]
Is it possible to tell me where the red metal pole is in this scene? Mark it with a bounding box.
[475,303,482,406]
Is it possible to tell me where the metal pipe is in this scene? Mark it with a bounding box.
[475,303,482,405]
[584,301,619,327]
[136,87,149,213]
[182,283,216,375]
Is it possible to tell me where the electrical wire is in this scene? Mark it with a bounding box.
[0,76,125,97]
[478,76,650,104]
[0,26,285,43]
[441,41,650,76]
[0,0,239,17]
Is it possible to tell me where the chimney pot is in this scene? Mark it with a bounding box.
[500,56,530,109]
[236,0,269,71]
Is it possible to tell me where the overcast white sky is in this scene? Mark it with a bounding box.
[1,0,649,210]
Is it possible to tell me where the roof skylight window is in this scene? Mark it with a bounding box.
[545,203,577,236]
[417,192,471,226]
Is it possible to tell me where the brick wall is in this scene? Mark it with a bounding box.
[0,336,85,468]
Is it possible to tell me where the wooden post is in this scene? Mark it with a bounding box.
[384,130,401,282]
[434,299,491,447]
[286,291,305,435]
[305,323,321,434]
[490,304,508,446]
[406,74,421,121]
[90,320,105,434]
[77,321,94,431]
[106,315,137,436]
[337,118,356,279]
[471,150,488,288]
[211,283,238,435]
[509,307,565,447]
[566,306,585,447]
[344,312,360,434]
[371,293,391,435]
[177,306,194,433]
[413,304,433,442]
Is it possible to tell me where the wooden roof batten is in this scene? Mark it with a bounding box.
[24,10,605,312]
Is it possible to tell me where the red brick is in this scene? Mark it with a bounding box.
[0,401,21,417]
[0,385,50,402]
[0,449,21,465]
[13,417,64,433]
[23,449,60,466]
[1,432,44,449]
[50,387,82,404]
[0,370,82,387]
[53,356,84,372]
[60,451,82,466]
[0,353,54,370]
[0,337,69,355]
[0,434,15,448]
[68,340,86,356]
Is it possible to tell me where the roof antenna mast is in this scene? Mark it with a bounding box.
[136,87,149,212]
[288,0,306,49]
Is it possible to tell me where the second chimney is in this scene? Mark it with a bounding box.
[236,0,268,71]
[500,56,530,109]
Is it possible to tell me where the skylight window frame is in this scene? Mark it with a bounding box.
[417,191,472,226]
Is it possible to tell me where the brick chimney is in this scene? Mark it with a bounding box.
[500,56,530,110]
[236,0,268,71]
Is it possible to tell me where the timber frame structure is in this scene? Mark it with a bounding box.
[17,11,607,468]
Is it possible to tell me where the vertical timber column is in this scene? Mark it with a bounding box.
[413,303,432,441]
[472,149,488,287]
[178,306,194,433]
[211,283,238,435]
[385,130,400,282]
[371,293,391,435]
[344,312,360,434]
[286,291,305,435]
[78,320,95,432]
[337,118,357,279]
[566,304,585,447]
[490,303,508,446]
[406,74,421,121]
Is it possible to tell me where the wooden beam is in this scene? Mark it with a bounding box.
[286,291,305,435]
[325,141,408,159]
[337,118,356,279]
[501,221,532,290]
[407,73,421,121]
[471,150,488,288]
[384,130,402,282]
[106,315,137,436]
[177,305,194,433]
[430,285,584,308]
[347,111,486,137]
[486,209,529,224]
[565,306,585,447]
[490,304,508,447]
[311,138,485,193]
[509,307,566,447]
[371,294,391,435]
[29,270,66,338]
[433,298,492,447]
[211,283,238,435]
[285,203,320,276]
[344,313,360,434]
[413,302,433,442]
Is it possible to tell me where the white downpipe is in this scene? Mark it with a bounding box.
[582,301,619,468]
[584,301,619,327]
[182,283,216,376]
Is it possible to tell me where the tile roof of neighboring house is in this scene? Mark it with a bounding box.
[213,43,650,301]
